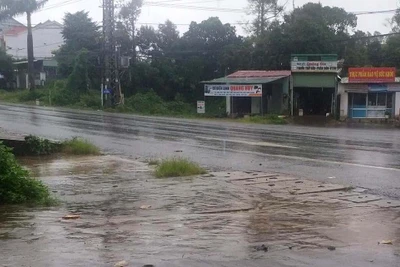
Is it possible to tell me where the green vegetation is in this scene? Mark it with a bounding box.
[155,158,207,178]
[21,135,100,156]
[238,115,288,125]
[61,138,100,155]
[0,141,55,205]
[25,135,58,155]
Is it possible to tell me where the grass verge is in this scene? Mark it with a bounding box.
[61,138,101,155]
[155,158,207,178]
[238,115,288,125]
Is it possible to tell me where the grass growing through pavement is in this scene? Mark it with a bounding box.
[155,158,207,178]
[61,138,101,155]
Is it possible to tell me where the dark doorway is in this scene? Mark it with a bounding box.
[294,87,335,115]
[232,97,251,115]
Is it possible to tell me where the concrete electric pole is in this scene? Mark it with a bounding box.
[102,0,121,106]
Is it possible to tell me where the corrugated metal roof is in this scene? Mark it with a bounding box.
[202,70,291,84]
[202,76,285,84]
[227,70,291,78]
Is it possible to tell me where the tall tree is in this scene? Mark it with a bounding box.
[118,0,143,62]
[0,0,48,90]
[157,20,180,52]
[55,11,101,85]
[248,0,282,37]
[137,25,158,56]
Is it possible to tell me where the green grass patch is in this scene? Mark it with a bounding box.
[0,142,56,206]
[155,158,207,178]
[61,138,100,155]
[238,115,288,125]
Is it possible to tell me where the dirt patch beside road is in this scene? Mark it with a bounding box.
[0,156,399,267]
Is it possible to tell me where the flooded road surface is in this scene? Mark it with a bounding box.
[0,103,400,199]
[1,156,400,267]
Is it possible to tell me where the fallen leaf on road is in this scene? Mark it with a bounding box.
[140,205,152,210]
[114,260,128,267]
[62,214,81,220]
[175,150,183,153]
[380,240,393,245]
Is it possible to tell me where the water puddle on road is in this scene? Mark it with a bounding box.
[1,156,400,266]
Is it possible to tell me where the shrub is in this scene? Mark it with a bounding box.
[155,158,207,178]
[0,142,54,205]
[25,135,59,155]
[125,90,168,115]
[78,90,101,109]
[18,90,45,102]
[61,138,100,155]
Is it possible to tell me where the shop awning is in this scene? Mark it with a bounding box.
[202,70,291,84]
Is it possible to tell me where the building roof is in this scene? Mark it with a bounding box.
[203,70,291,84]
[34,20,63,30]
[227,70,291,78]
[0,18,27,35]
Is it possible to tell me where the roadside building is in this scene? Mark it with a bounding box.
[202,70,291,116]
[13,59,58,89]
[338,67,400,120]
[0,18,63,59]
[290,54,340,116]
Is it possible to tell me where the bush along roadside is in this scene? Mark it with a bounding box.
[0,142,56,205]
[155,158,207,178]
[15,135,100,156]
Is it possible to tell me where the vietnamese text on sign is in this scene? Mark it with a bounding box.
[291,61,338,72]
[348,67,396,83]
[204,84,263,97]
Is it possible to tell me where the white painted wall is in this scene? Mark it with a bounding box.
[5,27,63,59]
[338,83,348,119]
[340,93,348,118]
[395,92,400,117]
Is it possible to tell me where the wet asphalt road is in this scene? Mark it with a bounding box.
[1,103,400,198]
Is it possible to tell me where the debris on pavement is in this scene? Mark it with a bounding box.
[380,240,393,245]
[114,260,128,267]
[327,246,336,251]
[254,244,269,252]
[140,205,152,210]
[62,214,81,220]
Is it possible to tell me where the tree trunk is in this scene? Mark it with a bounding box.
[260,2,265,37]
[27,11,35,90]
[131,18,136,63]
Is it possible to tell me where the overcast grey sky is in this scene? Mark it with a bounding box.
[17,0,400,35]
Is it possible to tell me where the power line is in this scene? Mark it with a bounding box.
[41,0,85,11]
[351,9,398,15]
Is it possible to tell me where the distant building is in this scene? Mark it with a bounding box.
[0,18,63,59]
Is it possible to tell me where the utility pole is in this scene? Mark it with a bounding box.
[102,0,120,106]
[292,0,295,9]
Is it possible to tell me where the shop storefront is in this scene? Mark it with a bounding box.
[203,70,291,116]
[339,68,400,119]
[290,54,339,116]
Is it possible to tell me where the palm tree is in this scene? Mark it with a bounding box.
[0,0,48,90]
